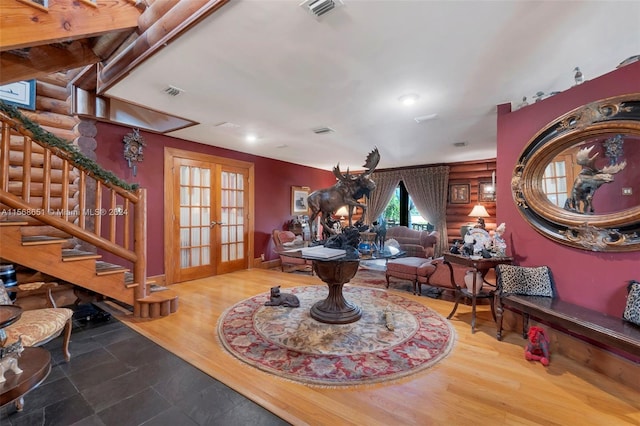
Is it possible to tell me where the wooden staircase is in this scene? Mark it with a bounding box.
[0,104,177,318]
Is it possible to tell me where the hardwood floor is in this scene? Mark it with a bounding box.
[119,268,640,426]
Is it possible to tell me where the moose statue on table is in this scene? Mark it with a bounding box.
[307,148,380,240]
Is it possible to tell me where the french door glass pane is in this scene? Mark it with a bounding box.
[220,171,245,262]
[179,165,212,268]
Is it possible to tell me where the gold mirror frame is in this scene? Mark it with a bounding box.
[512,93,640,252]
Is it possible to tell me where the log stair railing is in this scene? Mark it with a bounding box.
[0,106,177,318]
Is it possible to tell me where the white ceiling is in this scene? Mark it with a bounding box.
[105,0,640,171]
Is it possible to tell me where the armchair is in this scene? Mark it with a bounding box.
[271,230,313,275]
[0,280,73,362]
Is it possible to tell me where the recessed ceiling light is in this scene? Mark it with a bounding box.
[246,134,257,143]
[398,93,420,106]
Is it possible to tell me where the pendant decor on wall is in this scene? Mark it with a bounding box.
[123,128,146,176]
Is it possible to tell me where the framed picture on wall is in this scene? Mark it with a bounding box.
[479,182,496,202]
[449,183,470,204]
[292,186,310,215]
[0,80,36,110]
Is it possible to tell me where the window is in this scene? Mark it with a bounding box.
[381,182,432,229]
[543,156,570,207]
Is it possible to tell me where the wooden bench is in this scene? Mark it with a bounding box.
[496,294,640,359]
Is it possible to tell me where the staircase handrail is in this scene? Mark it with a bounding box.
[0,101,148,308]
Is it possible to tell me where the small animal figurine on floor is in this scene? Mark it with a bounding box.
[525,326,550,366]
[0,338,24,383]
[264,286,300,308]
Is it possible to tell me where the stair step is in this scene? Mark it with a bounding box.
[0,221,29,226]
[95,261,129,276]
[22,235,68,245]
[137,289,179,318]
[62,249,102,262]
[124,272,156,287]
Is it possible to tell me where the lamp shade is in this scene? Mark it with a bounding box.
[468,204,490,218]
[334,206,351,218]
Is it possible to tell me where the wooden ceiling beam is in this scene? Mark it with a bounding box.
[0,0,141,52]
[0,40,101,85]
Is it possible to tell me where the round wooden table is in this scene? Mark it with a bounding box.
[0,347,51,411]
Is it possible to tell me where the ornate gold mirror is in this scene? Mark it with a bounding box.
[512,93,640,251]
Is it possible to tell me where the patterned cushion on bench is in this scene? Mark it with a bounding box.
[496,265,554,297]
[623,280,640,326]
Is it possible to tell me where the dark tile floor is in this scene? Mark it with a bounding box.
[1,306,290,426]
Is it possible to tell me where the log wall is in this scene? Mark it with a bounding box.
[446,159,496,246]
[4,72,80,211]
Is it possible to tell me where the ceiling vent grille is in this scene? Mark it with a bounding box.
[453,141,468,148]
[214,121,240,129]
[163,85,184,97]
[300,0,343,17]
[414,113,438,124]
[312,126,335,135]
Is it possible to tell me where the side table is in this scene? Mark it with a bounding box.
[443,253,513,334]
[0,347,51,411]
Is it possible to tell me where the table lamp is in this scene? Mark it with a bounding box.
[468,204,490,229]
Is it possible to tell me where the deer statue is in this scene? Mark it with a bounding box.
[564,145,626,214]
[308,148,380,240]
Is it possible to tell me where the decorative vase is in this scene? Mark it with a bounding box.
[464,271,483,294]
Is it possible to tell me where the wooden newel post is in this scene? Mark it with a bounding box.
[133,188,147,317]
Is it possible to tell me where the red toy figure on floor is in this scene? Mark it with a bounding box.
[525,326,550,366]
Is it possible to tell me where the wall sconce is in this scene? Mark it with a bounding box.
[468,204,490,230]
[123,128,146,176]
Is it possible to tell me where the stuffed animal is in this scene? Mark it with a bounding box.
[525,326,550,366]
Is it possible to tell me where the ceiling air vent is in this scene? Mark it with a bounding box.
[312,126,335,135]
[453,141,468,148]
[163,85,184,97]
[214,122,240,129]
[300,0,343,18]
[414,113,438,124]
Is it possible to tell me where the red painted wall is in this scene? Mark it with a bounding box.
[95,122,336,276]
[497,61,640,317]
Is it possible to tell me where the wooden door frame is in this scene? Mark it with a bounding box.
[163,147,255,284]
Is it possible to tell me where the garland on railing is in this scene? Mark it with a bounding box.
[0,100,139,191]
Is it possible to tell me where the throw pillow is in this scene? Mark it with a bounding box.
[623,280,640,326]
[497,265,554,297]
[0,279,13,305]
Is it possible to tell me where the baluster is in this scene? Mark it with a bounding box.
[42,150,51,212]
[61,159,69,220]
[124,198,131,250]
[0,121,9,191]
[78,171,86,229]
[109,189,117,243]
[95,183,102,237]
[22,137,31,202]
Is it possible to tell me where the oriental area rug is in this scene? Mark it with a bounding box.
[217,285,455,387]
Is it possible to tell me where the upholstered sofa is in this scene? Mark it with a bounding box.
[384,226,439,258]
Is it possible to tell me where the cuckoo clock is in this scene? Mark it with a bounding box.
[123,128,146,176]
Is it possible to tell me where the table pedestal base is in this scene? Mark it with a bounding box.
[311,259,361,324]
